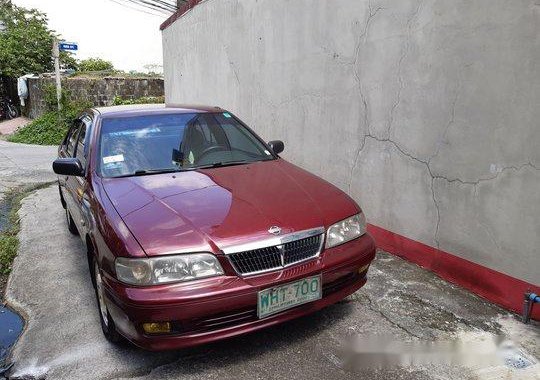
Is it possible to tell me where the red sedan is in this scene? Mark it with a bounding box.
[52,104,376,350]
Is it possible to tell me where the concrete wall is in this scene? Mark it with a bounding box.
[162,0,540,285]
[25,77,164,118]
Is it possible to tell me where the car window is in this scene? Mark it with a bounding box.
[66,121,82,157]
[63,125,78,157]
[98,112,274,178]
[217,118,264,156]
[74,122,87,168]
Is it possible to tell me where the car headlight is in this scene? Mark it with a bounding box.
[325,213,366,248]
[115,253,224,285]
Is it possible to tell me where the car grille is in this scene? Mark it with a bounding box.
[228,234,323,275]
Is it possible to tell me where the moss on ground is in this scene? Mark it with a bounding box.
[0,183,54,296]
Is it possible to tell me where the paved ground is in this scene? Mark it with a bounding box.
[0,140,57,200]
[0,118,30,137]
[4,184,539,380]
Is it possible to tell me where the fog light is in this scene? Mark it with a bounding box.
[142,322,171,334]
[358,264,370,274]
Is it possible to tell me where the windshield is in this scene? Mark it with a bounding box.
[98,112,275,178]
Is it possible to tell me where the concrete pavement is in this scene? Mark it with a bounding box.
[5,184,539,380]
[0,140,57,199]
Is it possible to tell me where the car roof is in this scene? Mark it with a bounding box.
[94,103,224,117]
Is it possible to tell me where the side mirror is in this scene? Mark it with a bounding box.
[268,140,284,155]
[53,158,85,177]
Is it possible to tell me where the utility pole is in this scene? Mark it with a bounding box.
[53,38,62,111]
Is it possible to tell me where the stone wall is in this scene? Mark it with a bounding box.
[25,76,164,118]
[162,0,540,289]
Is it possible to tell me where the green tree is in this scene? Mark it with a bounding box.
[0,1,72,77]
[60,51,78,71]
[78,57,114,72]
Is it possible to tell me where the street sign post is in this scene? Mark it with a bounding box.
[53,40,78,110]
[53,39,62,111]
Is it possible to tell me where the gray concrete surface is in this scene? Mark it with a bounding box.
[0,140,57,199]
[6,186,539,380]
[162,0,540,285]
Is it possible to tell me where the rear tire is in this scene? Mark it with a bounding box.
[6,104,18,119]
[93,259,123,344]
[65,208,79,235]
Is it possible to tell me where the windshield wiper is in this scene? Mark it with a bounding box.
[194,160,251,169]
[114,161,255,177]
[112,168,183,178]
[133,168,183,176]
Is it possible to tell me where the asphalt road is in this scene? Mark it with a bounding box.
[1,140,539,380]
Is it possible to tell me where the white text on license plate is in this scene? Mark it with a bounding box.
[257,275,322,318]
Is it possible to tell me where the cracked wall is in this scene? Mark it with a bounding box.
[163,0,540,284]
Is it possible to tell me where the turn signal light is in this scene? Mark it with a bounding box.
[142,322,171,334]
[358,264,370,274]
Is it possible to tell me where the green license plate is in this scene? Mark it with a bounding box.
[257,275,322,318]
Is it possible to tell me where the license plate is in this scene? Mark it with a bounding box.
[257,275,322,318]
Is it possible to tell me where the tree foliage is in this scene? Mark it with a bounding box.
[78,57,114,72]
[0,1,76,77]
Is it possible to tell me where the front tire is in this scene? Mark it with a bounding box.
[93,259,123,344]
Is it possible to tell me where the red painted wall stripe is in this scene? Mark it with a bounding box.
[160,0,204,30]
[367,224,540,321]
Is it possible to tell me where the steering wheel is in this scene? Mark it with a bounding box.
[197,145,229,161]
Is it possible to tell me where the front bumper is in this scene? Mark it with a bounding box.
[103,234,376,351]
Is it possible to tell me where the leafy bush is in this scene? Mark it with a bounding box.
[9,86,90,145]
[113,95,165,105]
[78,57,114,72]
[9,112,68,145]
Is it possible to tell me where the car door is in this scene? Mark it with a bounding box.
[66,116,92,236]
[59,120,83,225]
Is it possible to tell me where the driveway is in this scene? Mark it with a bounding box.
[0,140,57,199]
[4,186,539,380]
[0,118,30,137]
[1,141,539,380]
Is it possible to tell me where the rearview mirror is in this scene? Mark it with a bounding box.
[52,158,85,177]
[268,140,284,155]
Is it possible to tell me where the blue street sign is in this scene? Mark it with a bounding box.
[59,42,78,51]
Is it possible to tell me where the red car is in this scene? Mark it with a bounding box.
[53,104,376,350]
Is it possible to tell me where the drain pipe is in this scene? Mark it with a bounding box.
[523,292,540,324]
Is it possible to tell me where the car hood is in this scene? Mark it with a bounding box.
[101,159,359,257]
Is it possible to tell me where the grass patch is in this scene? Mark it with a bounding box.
[0,235,18,276]
[7,111,70,145]
[0,183,54,296]
[113,95,164,105]
[8,84,90,146]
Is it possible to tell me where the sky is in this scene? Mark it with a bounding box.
[13,0,170,72]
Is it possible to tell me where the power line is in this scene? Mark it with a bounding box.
[150,0,179,11]
[123,0,176,13]
[108,0,179,16]
[107,0,167,17]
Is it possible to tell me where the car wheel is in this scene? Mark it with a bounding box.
[65,208,79,235]
[93,259,123,344]
[58,184,66,209]
[7,105,18,119]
